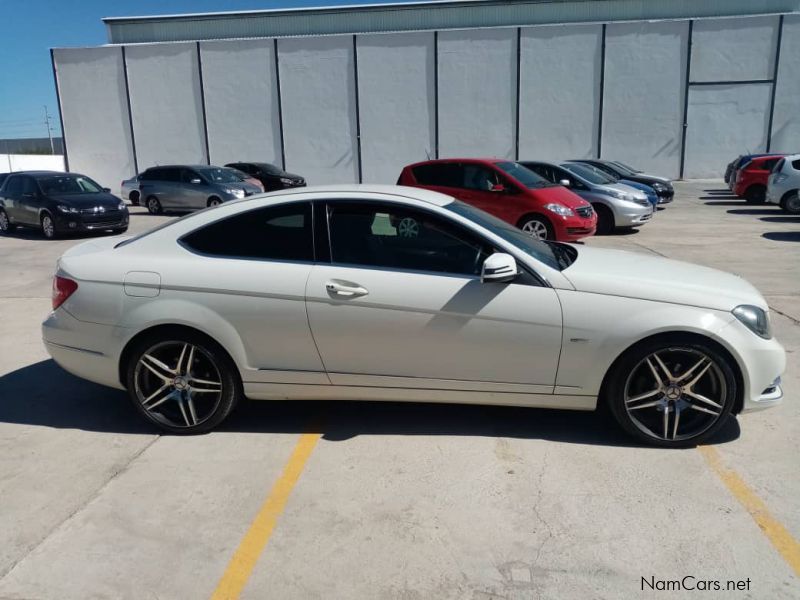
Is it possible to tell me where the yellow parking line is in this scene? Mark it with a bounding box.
[699,445,800,577]
[211,432,322,600]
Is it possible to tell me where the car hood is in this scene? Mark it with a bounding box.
[628,173,671,186]
[531,184,590,209]
[560,246,766,311]
[597,182,648,199]
[47,193,122,208]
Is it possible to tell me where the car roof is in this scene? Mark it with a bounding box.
[260,184,456,207]
[4,170,63,176]
[144,165,221,170]
[405,158,507,169]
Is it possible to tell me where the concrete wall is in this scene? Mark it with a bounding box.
[52,47,134,188]
[199,39,282,168]
[0,155,65,174]
[54,14,799,184]
[518,24,601,161]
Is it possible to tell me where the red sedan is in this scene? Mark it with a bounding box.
[734,155,784,203]
[398,158,596,241]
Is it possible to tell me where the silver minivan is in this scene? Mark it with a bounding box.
[137,165,262,214]
[522,161,653,234]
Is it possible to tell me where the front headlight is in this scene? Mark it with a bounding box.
[280,177,293,184]
[651,182,666,191]
[733,305,771,339]
[118,202,127,211]
[545,203,574,217]
[225,188,245,199]
[57,204,79,214]
[607,189,633,201]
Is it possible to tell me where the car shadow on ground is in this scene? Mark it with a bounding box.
[703,189,735,194]
[761,215,800,223]
[0,359,741,448]
[762,231,800,243]
[703,200,741,206]
[727,208,782,216]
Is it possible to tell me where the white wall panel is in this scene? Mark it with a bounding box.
[357,32,435,183]
[602,21,688,178]
[200,40,282,167]
[278,36,358,184]
[125,43,207,169]
[770,15,800,154]
[518,24,601,161]
[438,29,516,159]
[691,17,778,82]
[684,84,771,178]
[54,48,135,188]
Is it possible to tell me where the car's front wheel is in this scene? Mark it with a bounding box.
[41,212,58,239]
[605,336,736,448]
[125,331,241,434]
[519,215,553,240]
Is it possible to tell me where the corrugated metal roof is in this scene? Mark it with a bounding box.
[104,0,800,44]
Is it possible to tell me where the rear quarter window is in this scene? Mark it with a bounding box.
[792,159,800,171]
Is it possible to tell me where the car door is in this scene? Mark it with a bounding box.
[167,201,327,384]
[305,200,563,394]
[1,175,24,222]
[180,168,208,210]
[457,163,520,224]
[17,176,42,225]
[138,168,169,208]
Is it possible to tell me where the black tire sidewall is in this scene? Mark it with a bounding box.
[124,331,241,434]
[605,337,737,448]
[521,215,554,240]
[41,213,57,239]
[594,205,614,235]
[147,197,162,215]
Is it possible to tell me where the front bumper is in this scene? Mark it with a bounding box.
[53,210,129,233]
[655,190,674,204]
[615,204,654,227]
[555,212,597,241]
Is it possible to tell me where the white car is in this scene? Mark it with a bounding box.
[766,154,800,214]
[42,185,785,447]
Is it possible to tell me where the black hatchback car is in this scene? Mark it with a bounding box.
[0,171,129,239]
[224,162,306,192]
[570,159,674,204]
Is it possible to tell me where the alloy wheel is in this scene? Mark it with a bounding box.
[133,341,223,429]
[623,347,727,442]
[521,219,548,239]
[147,197,161,215]
[208,198,221,207]
[41,214,55,239]
[785,194,800,215]
[0,210,9,232]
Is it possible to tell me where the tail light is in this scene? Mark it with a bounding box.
[52,275,78,310]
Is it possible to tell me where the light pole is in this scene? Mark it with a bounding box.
[43,105,55,154]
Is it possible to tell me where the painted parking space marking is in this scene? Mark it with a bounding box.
[699,445,800,577]
[210,432,322,600]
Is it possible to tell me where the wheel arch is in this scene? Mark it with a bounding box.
[516,211,552,229]
[780,189,799,204]
[207,195,222,206]
[597,330,746,415]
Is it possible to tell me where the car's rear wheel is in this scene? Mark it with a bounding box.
[125,332,240,434]
[518,215,553,240]
[744,185,766,204]
[40,212,57,239]
[129,191,140,206]
[605,337,736,448]
[781,192,800,215]
[146,196,162,215]
[594,204,615,235]
[0,208,15,234]
[207,196,222,208]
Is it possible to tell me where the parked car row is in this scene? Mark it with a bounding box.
[724,152,800,214]
[121,162,306,211]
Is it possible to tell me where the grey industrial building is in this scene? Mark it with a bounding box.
[52,0,800,189]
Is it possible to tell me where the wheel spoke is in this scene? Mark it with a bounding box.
[186,394,198,425]
[683,390,722,411]
[141,354,176,382]
[674,357,707,383]
[628,399,663,411]
[191,386,221,394]
[652,353,674,382]
[684,361,713,389]
[626,388,661,404]
[177,397,192,426]
[143,385,174,410]
[687,403,720,417]
[672,406,681,439]
[662,406,669,439]
[189,376,221,387]
[645,357,665,386]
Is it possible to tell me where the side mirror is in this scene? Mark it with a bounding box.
[559,179,571,187]
[490,183,505,193]
[190,178,202,184]
[102,187,111,193]
[481,252,519,283]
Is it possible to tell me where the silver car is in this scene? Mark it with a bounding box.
[120,175,140,205]
[522,161,653,234]
[137,165,262,214]
[766,154,800,214]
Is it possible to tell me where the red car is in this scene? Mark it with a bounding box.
[398,158,596,241]
[734,155,784,203]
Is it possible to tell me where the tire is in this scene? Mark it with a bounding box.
[744,185,766,204]
[124,330,241,434]
[518,215,554,240]
[146,196,163,215]
[594,204,615,235]
[0,208,16,234]
[781,192,800,215]
[40,212,58,239]
[605,335,736,448]
[129,191,140,206]
[207,196,222,208]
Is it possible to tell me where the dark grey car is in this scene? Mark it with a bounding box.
[137,165,262,214]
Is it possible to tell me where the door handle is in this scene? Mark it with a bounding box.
[325,279,369,297]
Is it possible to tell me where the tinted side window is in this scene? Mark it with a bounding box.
[412,164,462,187]
[525,164,551,181]
[792,159,800,170]
[773,159,785,173]
[21,177,39,196]
[761,159,779,171]
[4,176,22,196]
[181,169,201,183]
[181,202,313,261]
[328,202,491,276]
[462,165,499,191]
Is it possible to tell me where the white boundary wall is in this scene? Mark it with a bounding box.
[54,14,799,186]
[1,155,65,174]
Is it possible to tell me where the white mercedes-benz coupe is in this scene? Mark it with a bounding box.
[43,185,785,447]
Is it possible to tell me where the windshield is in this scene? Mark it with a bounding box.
[495,161,555,188]
[198,168,241,184]
[255,163,284,176]
[563,163,617,185]
[446,200,576,271]
[38,175,103,195]
[225,168,249,181]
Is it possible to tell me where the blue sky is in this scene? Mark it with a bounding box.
[0,0,417,140]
